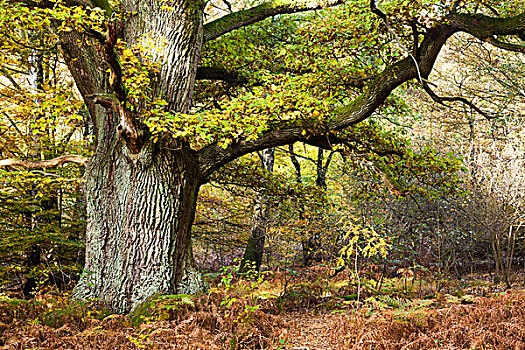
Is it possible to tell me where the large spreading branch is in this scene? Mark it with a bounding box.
[203,0,345,43]
[197,10,525,178]
[0,155,88,169]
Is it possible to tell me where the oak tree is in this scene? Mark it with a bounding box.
[4,0,525,312]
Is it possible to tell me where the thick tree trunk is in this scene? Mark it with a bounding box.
[74,143,206,312]
[59,0,206,312]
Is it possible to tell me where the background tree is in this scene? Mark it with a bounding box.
[238,147,274,274]
[0,18,87,295]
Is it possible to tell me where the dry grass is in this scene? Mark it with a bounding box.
[0,292,287,350]
[2,275,525,349]
[329,291,525,350]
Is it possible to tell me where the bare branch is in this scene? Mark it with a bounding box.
[421,81,497,119]
[203,0,345,43]
[92,95,118,109]
[448,12,525,38]
[101,21,126,103]
[328,11,525,130]
[198,128,303,179]
[0,155,88,169]
[0,68,22,90]
[410,21,419,58]
[370,0,423,82]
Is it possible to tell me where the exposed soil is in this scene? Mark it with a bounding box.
[284,312,337,349]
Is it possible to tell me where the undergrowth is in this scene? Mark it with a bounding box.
[1,268,524,349]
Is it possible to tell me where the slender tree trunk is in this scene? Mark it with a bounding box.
[239,148,274,274]
[505,225,517,289]
[22,37,46,297]
[302,148,334,266]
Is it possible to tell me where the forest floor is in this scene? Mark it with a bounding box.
[284,312,338,349]
[1,268,525,349]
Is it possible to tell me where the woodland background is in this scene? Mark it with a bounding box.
[1,0,525,349]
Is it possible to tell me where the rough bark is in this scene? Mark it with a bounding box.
[74,144,206,312]
[57,0,208,312]
[121,0,203,113]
